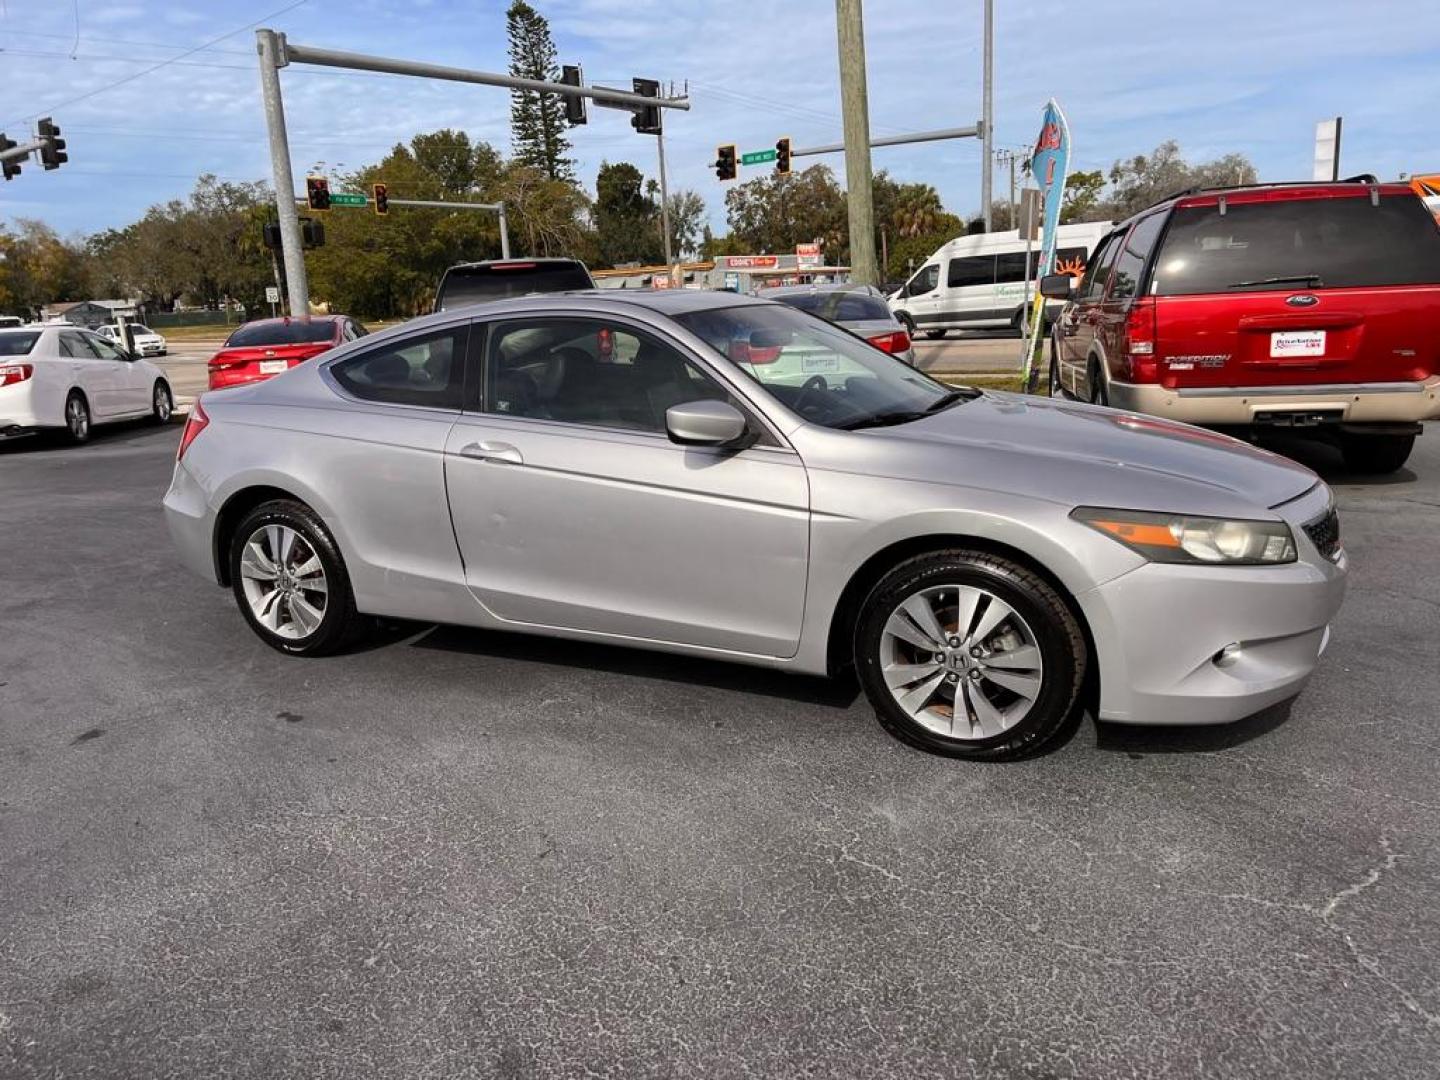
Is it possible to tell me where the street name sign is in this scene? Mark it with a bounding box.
[741,149,777,166]
[330,192,367,207]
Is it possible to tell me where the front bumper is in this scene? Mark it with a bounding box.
[1107,377,1440,426]
[1078,492,1347,726]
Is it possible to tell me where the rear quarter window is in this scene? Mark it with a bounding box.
[1152,193,1440,295]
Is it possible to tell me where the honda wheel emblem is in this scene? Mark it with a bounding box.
[1286,294,1320,307]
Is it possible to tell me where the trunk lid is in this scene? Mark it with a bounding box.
[209,341,332,372]
[1149,187,1440,390]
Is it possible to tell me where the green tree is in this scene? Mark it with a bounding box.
[593,161,663,267]
[0,220,88,316]
[506,0,573,182]
[1060,169,1107,223]
[665,190,706,260]
[1101,141,1258,220]
[725,164,846,258]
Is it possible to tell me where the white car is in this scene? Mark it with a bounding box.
[0,325,174,444]
[98,322,167,357]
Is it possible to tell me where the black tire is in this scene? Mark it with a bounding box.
[1340,432,1414,474]
[1048,334,1063,398]
[63,391,91,444]
[924,328,948,340]
[228,499,362,657]
[854,550,1088,761]
[1088,361,1109,407]
[151,380,173,424]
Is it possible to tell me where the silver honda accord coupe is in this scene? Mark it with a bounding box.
[164,290,1346,760]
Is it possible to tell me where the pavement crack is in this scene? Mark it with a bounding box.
[1319,834,1402,921]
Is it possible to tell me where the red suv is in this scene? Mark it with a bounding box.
[208,315,366,390]
[1044,178,1440,472]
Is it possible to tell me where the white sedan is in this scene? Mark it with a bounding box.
[0,325,173,444]
[98,322,167,357]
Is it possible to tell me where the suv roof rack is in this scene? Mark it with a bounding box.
[1140,175,1385,217]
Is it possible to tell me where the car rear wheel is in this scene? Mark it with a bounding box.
[1340,432,1414,474]
[229,500,361,656]
[855,550,1087,760]
[64,392,90,444]
[1088,361,1109,407]
[151,380,173,424]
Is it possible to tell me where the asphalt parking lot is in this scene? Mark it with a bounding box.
[3,419,1439,1079]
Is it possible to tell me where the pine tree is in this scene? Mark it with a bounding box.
[506,0,574,183]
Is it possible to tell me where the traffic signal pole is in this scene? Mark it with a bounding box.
[256,29,688,314]
[656,110,674,272]
[790,125,980,159]
[256,29,309,318]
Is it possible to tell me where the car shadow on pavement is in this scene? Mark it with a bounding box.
[0,415,182,455]
[408,623,863,709]
[1092,696,1297,755]
[1250,432,1418,486]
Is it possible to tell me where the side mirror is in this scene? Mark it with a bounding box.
[1039,274,1075,300]
[666,399,749,447]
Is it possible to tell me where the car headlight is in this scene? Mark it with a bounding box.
[1072,507,1296,565]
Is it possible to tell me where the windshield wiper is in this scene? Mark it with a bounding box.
[1228,273,1323,290]
[837,389,980,431]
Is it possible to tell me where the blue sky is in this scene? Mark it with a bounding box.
[2,0,1438,240]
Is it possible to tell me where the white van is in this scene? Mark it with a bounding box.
[889,221,1111,338]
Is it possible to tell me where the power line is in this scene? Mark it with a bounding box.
[0,0,311,128]
[2,28,254,56]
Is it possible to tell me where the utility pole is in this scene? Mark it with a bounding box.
[835,0,878,286]
[656,108,674,275]
[256,30,309,318]
[981,0,994,232]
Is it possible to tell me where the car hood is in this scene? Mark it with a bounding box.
[797,391,1319,517]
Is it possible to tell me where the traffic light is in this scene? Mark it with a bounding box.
[37,117,66,170]
[630,77,660,135]
[560,65,586,126]
[262,221,282,250]
[372,182,389,215]
[300,218,326,249]
[306,175,331,212]
[714,144,737,182]
[775,136,791,175]
[0,135,20,182]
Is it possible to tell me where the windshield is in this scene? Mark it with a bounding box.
[225,319,337,347]
[438,262,593,310]
[1153,193,1440,295]
[0,331,39,356]
[673,303,952,429]
[131,325,153,335]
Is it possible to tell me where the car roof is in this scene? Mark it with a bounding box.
[1124,178,1417,226]
[765,283,875,297]
[446,257,588,270]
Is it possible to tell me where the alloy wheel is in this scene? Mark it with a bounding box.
[154,384,172,421]
[238,524,329,641]
[878,583,1045,741]
[67,397,89,440]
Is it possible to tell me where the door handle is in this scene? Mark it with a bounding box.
[459,441,523,465]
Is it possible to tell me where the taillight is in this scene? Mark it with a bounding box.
[177,399,209,461]
[1124,299,1158,382]
[867,330,912,355]
[0,363,34,387]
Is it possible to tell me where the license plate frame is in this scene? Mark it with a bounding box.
[1270,330,1326,358]
[259,359,288,375]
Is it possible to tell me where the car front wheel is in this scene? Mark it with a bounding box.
[855,550,1087,760]
[151,380,173,423]
[229,499,361,656]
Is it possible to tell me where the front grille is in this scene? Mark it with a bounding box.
[1303,507,1342,562]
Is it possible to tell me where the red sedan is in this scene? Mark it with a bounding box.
[207,315,367,390]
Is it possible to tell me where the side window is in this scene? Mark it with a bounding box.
[1078,233,1123,301]
[946,255,995,289]
[993,252,1033,284]
[330,325,469,409]
[351,320,369,339]
[57,331,91,359]
[907,264,939,295]
[485,318,732,434]
[1109,214,1167,300]
[84,333,128,361]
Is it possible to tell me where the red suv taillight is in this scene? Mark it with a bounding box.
[867,330,912,355]
[0,363,34,387]
[1124,298,1159,382]
[177,399,209,461]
